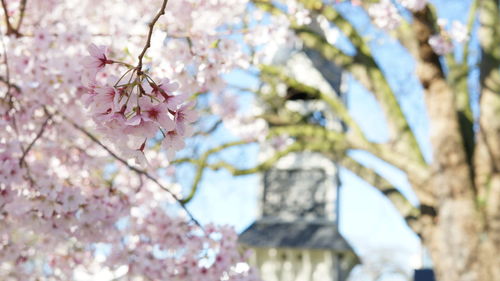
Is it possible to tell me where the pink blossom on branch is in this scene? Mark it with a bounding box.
[140,98,175,131]
[80,44,194,161]
[398,0,427,11]
[0,0,264,279]
[428,20,469,55]
[449,20,469,43]
[174,100,198,136]
[162,129,187,160]
[429,34,454,55]
[368,0,402,31]
[82,43,113,75]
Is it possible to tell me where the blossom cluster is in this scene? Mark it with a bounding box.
[0,0,261,280]
[82,44,197,164]
[369,0,402,31]
[210,92,269,142]
[369,0,427,31]
[429,19,469,55]
[366,0,468,56]
[399,0,427,11]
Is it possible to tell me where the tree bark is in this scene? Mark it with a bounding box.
[410,5,500,281]
[416,184,500,281]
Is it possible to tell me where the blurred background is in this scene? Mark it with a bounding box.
[173,1,475,280]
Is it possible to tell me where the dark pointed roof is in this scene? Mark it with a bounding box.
[239,220,354,251]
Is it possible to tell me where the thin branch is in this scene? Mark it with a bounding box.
[206,143,309,176]
[0,28,12,107]
[19,114,52,166]
[172,140,251,204]
[253,0,426,167]
[260,65,367,141]
[338,156,421,225]
[53,110,203,229]
[0,75,20,92]
[0,29,21,134]
[272,125,433,203]
[15,0,27,34]
[463,0,479,61]
[174,125,351,204]
[275,124,429,185]
[136,0,169,74]
[0,0,17,36]
[300,0,426,165]
[178,142,319,205]
[193,119,223,137]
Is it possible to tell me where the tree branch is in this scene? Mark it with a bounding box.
[260,65,367,141]
[52,110,203,228]
[412,7,475,200]
[293,0,426,166]
[298,27,426,162]
[475,0,500,242]
[19,114,51,166]
[176,135,347,204]
[172,140,251,204]
[0,0,18,36]
[0,29,14,109]
[443,1,477,166]
[477,0,500,173]
[136,0,169,74]
[15,0,27,33]
[338,156,422,231]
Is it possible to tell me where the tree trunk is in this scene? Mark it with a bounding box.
[417,179,500,281]
[409,7,500,280]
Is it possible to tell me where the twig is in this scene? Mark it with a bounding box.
[0,75,21,133]
[193,119,223,137]
[173,140,251,204]
[463,0,478,61]
[15,0,27,33]
[0,75,20,92]
[19,114,52,166]
[55,110,203,228]
[0,28,12,106]
[0,0,16,36]
[136,0,169,75]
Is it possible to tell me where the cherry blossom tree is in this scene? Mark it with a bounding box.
[0,0,262,280]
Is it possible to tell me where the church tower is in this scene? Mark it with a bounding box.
[239,24,359,279]
[239,152,359,281]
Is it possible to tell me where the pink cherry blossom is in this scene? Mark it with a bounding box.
[82,43,113,75]
[398,0,427,11]
[141,100,175,131]
[162,129,186,160]
[369,0,402,31]
[450,21,469,43]
[58,188,84,212]
[148,78,187,109]
[89,86,119,114]
[124,109,158,138]
[428,19,467,55]
[33,29,53,50]
[429,34,453,55]
[94,109,128,136]
[174,101,198,135]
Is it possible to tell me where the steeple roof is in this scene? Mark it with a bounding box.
[239,220,354,251]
